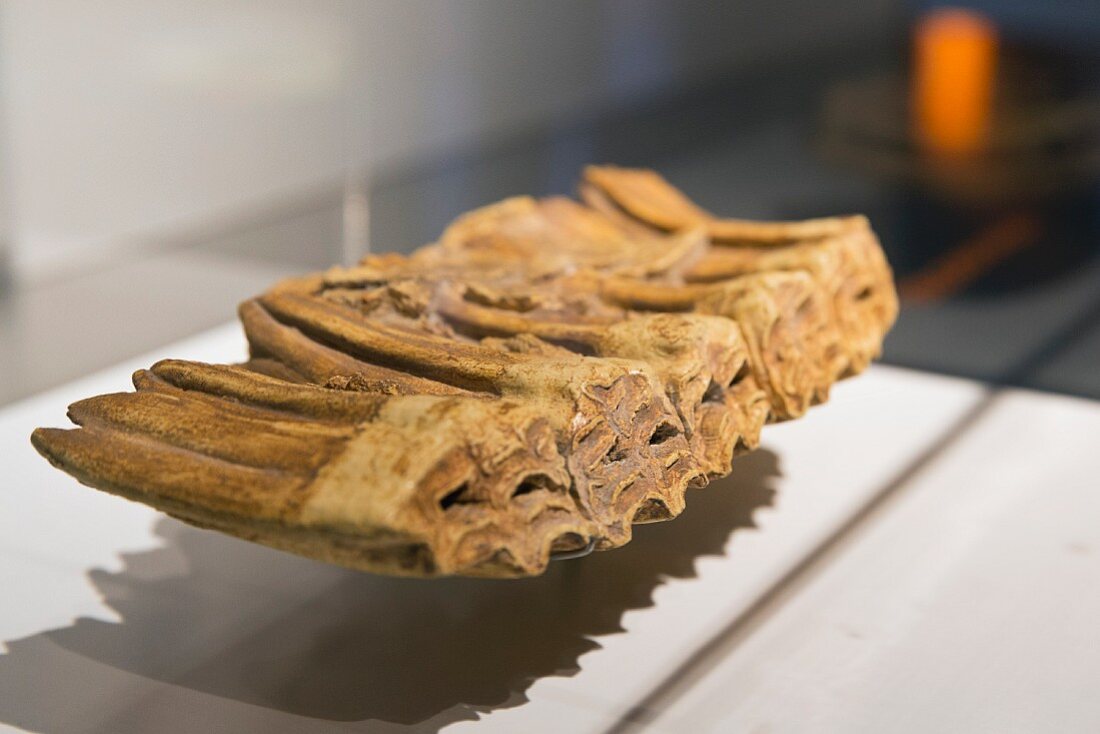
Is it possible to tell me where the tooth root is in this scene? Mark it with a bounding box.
[31,426,311,521]
[435,286,613,346]
[583,164,856,243]
[578,180,671,240]
[582,164,713,233]
[241,357,308,383]
[67,391,349,473]
[259,292,512,393]
[146,360,389,424]
[240,300,471,397]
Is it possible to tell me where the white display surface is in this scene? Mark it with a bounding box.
[653,389,1100,734]
[0,324,994,732]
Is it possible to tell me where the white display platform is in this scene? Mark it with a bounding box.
[0,323,1021,733]
[653,388,1100,734]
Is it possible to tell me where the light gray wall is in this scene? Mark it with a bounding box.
[0,0,898,282]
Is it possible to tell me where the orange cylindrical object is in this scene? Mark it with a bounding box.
[913,8,998,156]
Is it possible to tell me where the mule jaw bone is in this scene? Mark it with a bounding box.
[30,165,898,579]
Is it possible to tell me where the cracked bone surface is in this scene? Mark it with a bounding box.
[31,167,898,577]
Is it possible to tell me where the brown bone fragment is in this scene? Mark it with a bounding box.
[31,167,897,577]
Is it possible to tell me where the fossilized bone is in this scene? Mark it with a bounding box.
[32,167,897,577]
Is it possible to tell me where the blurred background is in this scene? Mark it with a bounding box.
[0,0,1097,406]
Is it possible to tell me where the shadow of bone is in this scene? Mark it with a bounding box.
[0,449,779,731]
